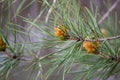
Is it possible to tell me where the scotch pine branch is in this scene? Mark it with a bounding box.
[86,35,120,42]
[4,51,20,60]
[69,35,120,62]
[69,35,120,42]
[99,52,120,62]
[98,0,120,24]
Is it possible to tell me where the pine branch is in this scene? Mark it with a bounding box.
[69,35,120,42]
[69,35,120,62]
[86,35,120,42]
[99,52,120,62]
[4,50,20,60]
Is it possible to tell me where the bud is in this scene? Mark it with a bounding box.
[83,37,99,53]
[101,28,108,37]
[54,25,69,40]
[0,37,6,51]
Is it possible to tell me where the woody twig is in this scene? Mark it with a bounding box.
[69,35,120,42]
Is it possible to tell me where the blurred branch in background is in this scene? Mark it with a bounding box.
[98,0,120,24]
